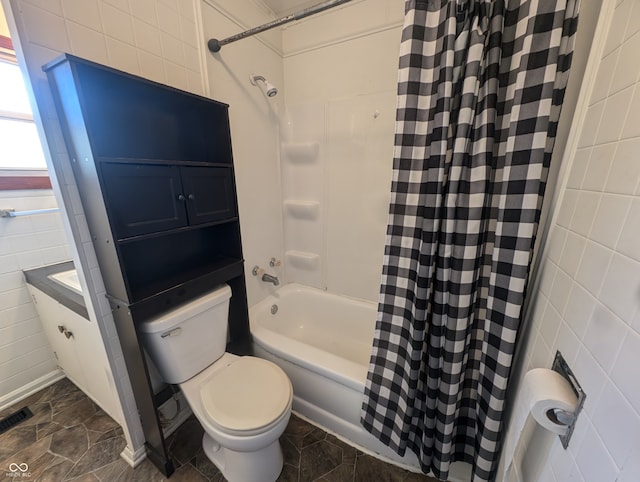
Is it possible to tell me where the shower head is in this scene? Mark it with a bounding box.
[250,74,278,98]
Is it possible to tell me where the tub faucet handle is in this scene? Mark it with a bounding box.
[253,265,279,286]
[269,257,281,267]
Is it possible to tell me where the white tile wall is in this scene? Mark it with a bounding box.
[18,0,203,91]
[0,190,70,399]
[518,1,640,480]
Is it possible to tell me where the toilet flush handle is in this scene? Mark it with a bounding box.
[161,327,182,338]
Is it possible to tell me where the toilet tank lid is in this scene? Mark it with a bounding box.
[137,284,232,333]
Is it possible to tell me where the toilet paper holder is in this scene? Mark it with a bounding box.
[546,407,576,426]
[551,351,586,449]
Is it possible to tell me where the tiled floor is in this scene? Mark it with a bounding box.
[0,378,439,481]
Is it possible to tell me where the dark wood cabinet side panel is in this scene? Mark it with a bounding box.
[108,301,174,475]
[45,61,131,302]
[227,275,251,355]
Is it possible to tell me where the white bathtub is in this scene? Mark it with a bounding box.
[249,283,423,471]
[250,284,471,481]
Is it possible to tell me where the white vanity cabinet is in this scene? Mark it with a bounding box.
[28,284,120,423]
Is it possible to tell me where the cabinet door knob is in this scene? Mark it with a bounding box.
[188,194,195,201]
[178,194,185,201]
[64,330,74,339]
[58,325,65,333]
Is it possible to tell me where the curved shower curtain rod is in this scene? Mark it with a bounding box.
[207,0,353,53]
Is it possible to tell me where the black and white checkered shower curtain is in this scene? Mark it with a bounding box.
[361,1,579,481]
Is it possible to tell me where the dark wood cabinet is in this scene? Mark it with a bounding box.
[44,54,250,477]
[100,161,237,239]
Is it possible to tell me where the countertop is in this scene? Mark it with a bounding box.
[24,261,89,319]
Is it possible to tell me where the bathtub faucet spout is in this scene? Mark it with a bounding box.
[262,273,280,286]
[252,265,280,286]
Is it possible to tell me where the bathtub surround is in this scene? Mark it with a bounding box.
[281,1,402,301]
[362,1,579,481]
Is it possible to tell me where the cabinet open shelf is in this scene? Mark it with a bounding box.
[118,221,242,308]
[117,216,239,244]
[97,157,233,167]
[127,257,244,321]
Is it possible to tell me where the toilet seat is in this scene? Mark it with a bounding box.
[200,357,292,436]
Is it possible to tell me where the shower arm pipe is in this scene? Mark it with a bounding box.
[207,0,353,53]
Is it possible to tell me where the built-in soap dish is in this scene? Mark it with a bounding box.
[283,200,320,220]
[285,250,319,270]
[552,351,586,449]
[282,142,319,163]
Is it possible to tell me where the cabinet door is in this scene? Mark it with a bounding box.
[28,286,85,388]
[101,162,188,238]
[66,310,118,422]
[181,166,237,225]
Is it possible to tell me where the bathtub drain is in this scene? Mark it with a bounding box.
[271,304,278,315]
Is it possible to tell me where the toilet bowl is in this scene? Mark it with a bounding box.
[138,285,293,482]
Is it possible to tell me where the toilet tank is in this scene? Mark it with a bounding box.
[137,285,232,384]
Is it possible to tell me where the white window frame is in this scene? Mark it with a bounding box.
[0,34,50,190]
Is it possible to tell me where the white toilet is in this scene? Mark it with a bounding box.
[138,284,293,482]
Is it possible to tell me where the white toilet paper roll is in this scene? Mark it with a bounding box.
[501,368,578,482]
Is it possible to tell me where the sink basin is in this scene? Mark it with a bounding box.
[48,269,82,295]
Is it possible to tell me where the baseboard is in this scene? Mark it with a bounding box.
[119,392,192,469]
[120,445,147,468]
[0,369,64,412]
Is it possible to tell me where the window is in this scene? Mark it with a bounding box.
[0,34,51,189]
